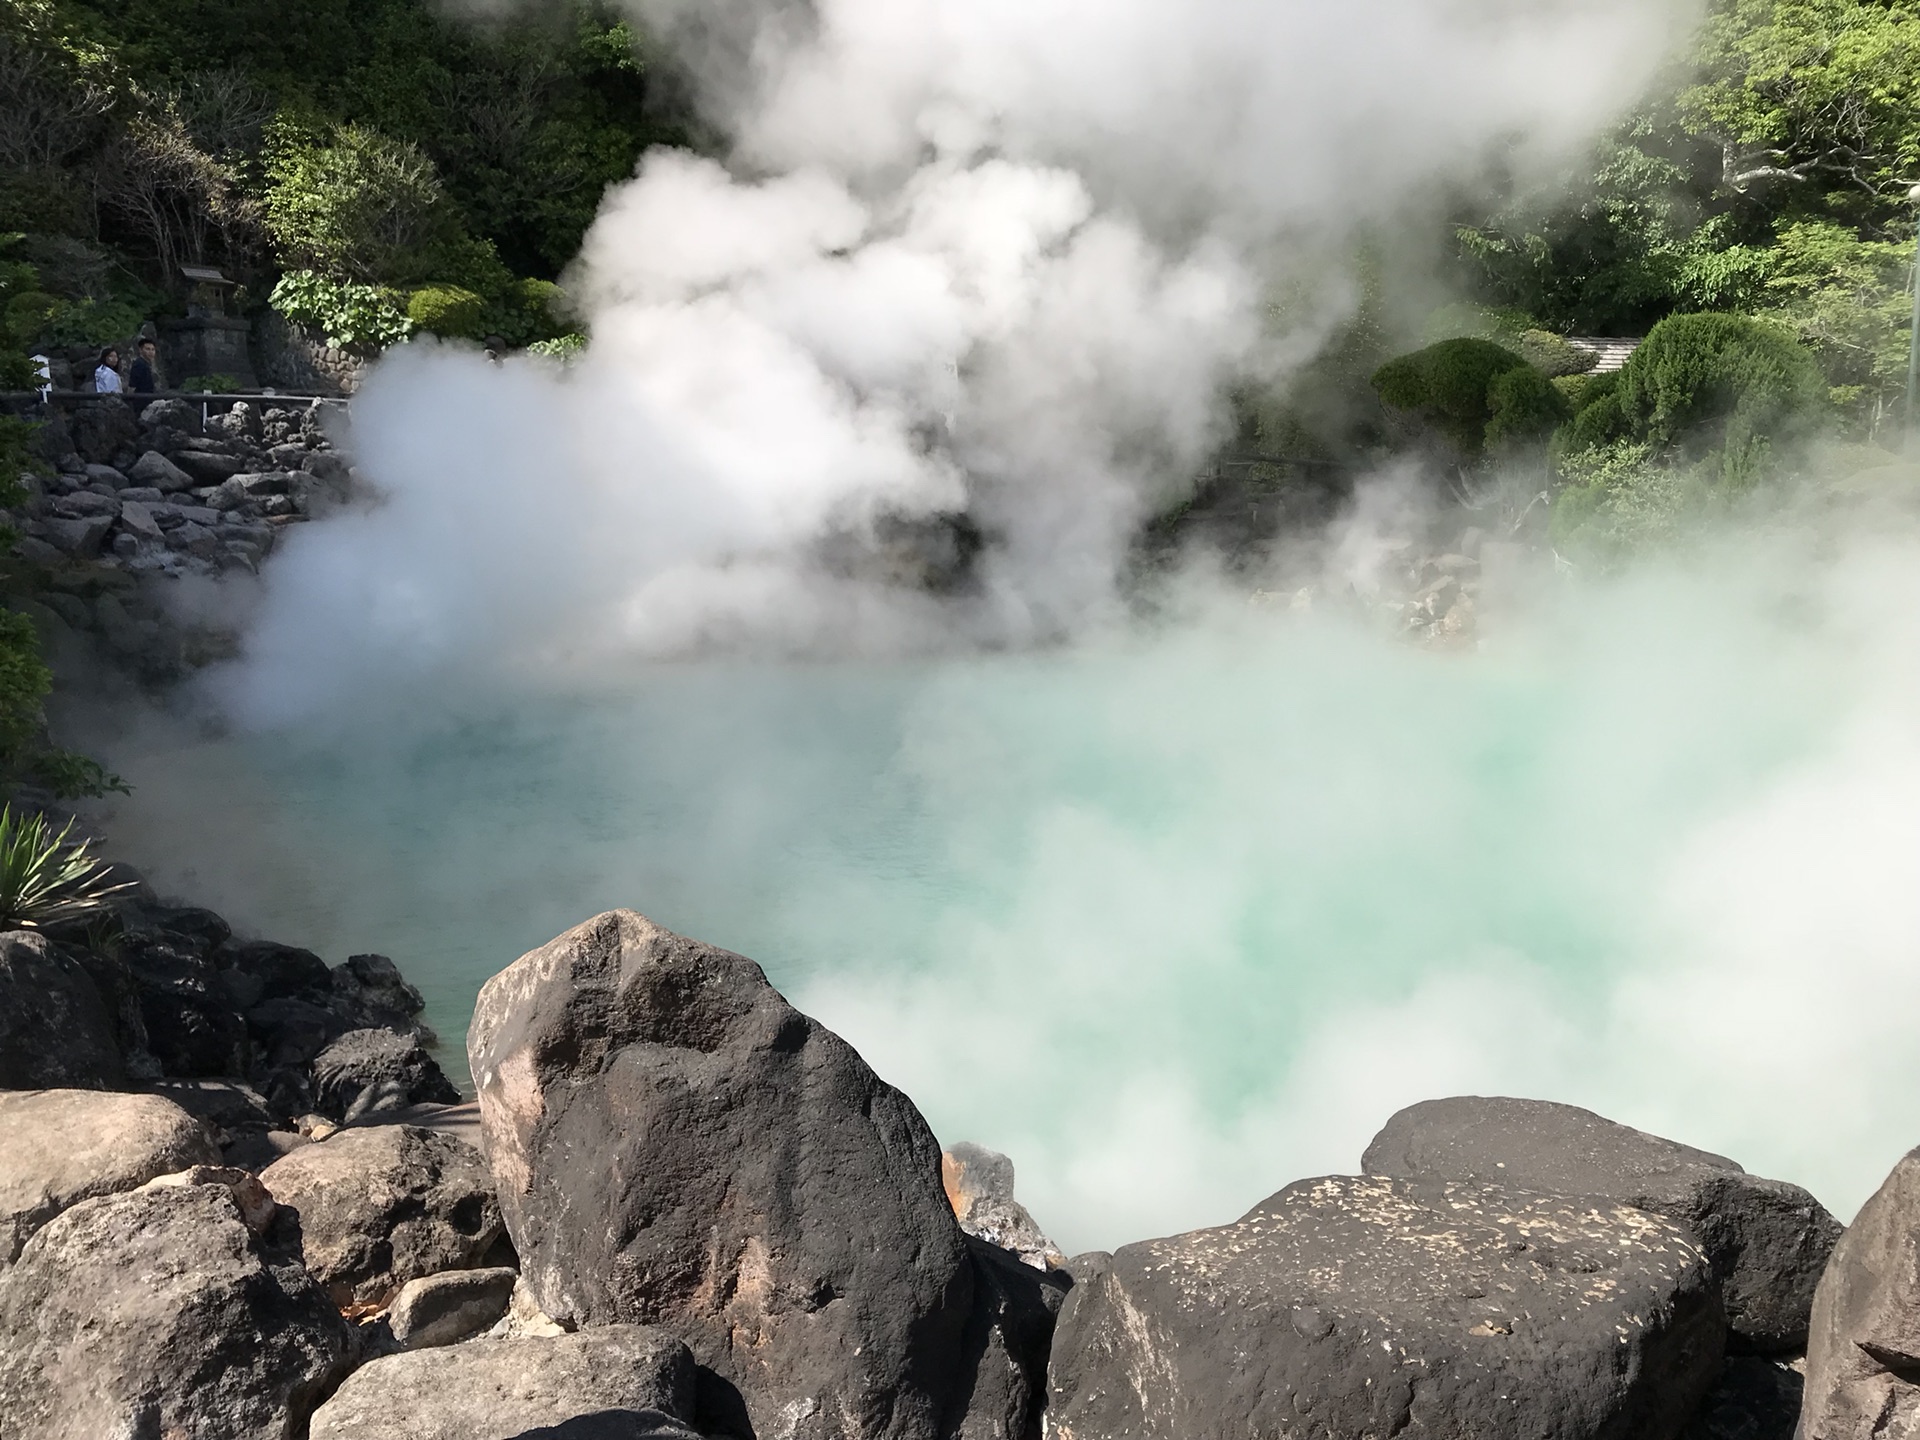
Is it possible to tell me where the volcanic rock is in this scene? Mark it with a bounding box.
[1682,1355,1802,1440]
[1363,1096,1841,1351]
[311,1027,460,1121]
[943,1142,1065,1272]
[951,1237,1071,1440]
[0,930,124,1089]
[260,1122,503,1307]
[1045,1173,1726,1440]
[1799,1145,1920,1439]
[388,1265,520,1349]
[468,909,974,1440]
[0,1182,350,1438]
[127,447,195,492]
[0,1088,219,1263]
[308,1327,699,1440]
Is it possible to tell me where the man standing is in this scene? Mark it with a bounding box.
[129,337,161,394]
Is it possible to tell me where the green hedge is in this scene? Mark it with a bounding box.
[1372,338,1570,457]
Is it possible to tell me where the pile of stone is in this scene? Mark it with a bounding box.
[0,885,459,1155]
[5,905,1915,1440]
[3,395,355,679]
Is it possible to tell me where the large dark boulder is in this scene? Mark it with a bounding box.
[1046,1174,1725,1440]
[468,910,975,1440]
[309,1327,700,1440]
[0,1088,219,1263]
[0,1180,351,1438]
[260,1123,503,1307]
[311,1027,460,1121]
[118,927,251,1078]
[1363,1097,1841,1352]
[950,1237,1070,1440]
[1798,1146,1920,1439]
[0,931,124,1089]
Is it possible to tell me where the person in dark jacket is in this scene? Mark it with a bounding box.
[129,338,160,394]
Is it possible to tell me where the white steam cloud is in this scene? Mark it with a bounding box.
[226,0,1687,713]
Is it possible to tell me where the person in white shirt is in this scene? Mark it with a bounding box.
[93,347,122,393]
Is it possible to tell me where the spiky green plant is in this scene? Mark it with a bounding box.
[0,805,133,929]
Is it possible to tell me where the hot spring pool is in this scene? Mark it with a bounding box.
[85,550,1920,1252]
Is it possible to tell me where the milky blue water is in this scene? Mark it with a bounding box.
[93,555,1920,1250]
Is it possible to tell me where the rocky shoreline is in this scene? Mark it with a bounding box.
[5,393,354,683]
[0,901,1910,1439]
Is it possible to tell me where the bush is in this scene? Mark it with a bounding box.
[270,270,413,352]
[1615,312,1828,481]
[526,333,586,362]
[1372,337,1571,457]
[1550,440,1700,566]
[407,285,487,339]
[0,611,52,769]
[177,373,241,392]
[264,120,493,288]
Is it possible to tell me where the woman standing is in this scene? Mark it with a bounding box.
[93,347,122,393]
[93,349,123,395]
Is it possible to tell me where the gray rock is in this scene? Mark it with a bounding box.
[1798,1146,1920,1439]
[148,500,221,528]
[0,1088,219,1263]
[943,1142,1065,1271]
[127,448,195,492]
[68,399,138,463]
[0,931,124,1089]
[0,1181,350,1439]
[311,1027,460,1121]
[308,1327,698,1440]
[48,490,118,517]
[1046,1174,1725,1440]
[260,1123,503,1307]
[1363,1097,1842,1351]
[468,910,974,1440]
[174,519,220,556]
[40,513,111,556]
[117,499,163,540]
[11,534,63,566]
[116,485,164,503]
[389,1265,520,1348]
[139,397,195,430]
[174,449,246,483]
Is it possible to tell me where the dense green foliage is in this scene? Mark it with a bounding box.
[1372,338,1571,457]
[1460,0,1920,441]
[0,0,692,355]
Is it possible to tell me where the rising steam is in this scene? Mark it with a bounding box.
[223,0,1688,714]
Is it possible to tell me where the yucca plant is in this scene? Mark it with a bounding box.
[0,805,135,930]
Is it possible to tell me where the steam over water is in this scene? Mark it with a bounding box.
[94,527,1920,1251]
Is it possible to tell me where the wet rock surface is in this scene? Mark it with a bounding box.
[261,1122,504,1308]
[307,1326,700,1440]
[1363,1096,1842,1351]
[1046,1173,1726,1440]
[469,909,976,1440]
[0,1180,351,1440]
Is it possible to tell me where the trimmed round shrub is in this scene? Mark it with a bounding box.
[1372,337,1570,456]
[406,285,487,339]
[1615,312,1827,478]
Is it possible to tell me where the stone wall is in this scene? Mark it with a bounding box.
[253,313,369,397]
